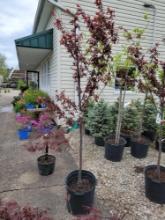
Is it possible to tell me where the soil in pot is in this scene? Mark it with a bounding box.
[66,170,96,215]
[145,165,165,204]
[155,138,165,152]
[131,136,149,159]
[95,136,105,146]
[37,155,55,176]
[105,136,126,162]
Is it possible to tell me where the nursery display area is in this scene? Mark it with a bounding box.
[1,1,165,219]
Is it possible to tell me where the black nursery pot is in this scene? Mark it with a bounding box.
[121,133,131,147]
[66,170,96,215]
[85,128,91,135]
[142,130,156,142]
[104,136,126,162]
[37,155,55,176]
[131,138,149,158]
[145,165,165,204]
[95,136,105,146]
[155,139,165,152]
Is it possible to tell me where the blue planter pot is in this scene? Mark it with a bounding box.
[17,129,30,140]
[25,125,32,132]
[41,125,54,134]
[40,103,46,108]
[25,103,35,110]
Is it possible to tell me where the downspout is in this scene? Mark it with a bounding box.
[143,3,157,45]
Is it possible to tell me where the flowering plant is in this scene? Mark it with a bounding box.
[0,199,53,220]
[16,115,32,130]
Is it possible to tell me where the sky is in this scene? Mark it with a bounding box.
[0,0,39,68]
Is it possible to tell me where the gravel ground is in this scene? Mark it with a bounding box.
[68,130,165,220]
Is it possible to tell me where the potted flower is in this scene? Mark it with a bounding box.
[16,115,32,140]
[23,89,48,109]
[55,0,117,215]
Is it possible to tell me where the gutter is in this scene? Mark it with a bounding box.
[143,3,157,45]
[33,0,45,33]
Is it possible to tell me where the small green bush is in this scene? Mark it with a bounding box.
[23,89,48,105]
[88,100,114,138]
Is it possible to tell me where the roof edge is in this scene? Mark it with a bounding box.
[33,0,45,34]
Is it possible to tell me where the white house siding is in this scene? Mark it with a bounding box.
[57,0,165,104]
[36,7,61,99]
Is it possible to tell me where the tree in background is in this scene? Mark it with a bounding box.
[0,53,8,81]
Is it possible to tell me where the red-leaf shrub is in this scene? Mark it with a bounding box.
[0,200,53,220]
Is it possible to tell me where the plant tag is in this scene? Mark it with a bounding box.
[156,113,161,125]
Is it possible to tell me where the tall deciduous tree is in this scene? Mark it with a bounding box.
[0,53,8,81]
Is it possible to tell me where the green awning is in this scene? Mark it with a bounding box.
[15,29,53,49]
[15,29,53,70]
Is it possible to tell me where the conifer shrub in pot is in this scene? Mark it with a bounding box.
[129,97,154,158]
[55,0,118,215]
[129,98,151,159]
[89,100,114,147]
[128,33,165,203]
[121,103,140,147]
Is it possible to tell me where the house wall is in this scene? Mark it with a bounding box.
[57,0,165,104]
[36,8,61,99]
[36,0,165,105]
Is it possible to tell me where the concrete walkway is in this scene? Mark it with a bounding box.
[0,90,77,219]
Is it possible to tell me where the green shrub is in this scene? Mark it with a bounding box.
[121,105,140,134]
[88,100,114,138]
[23,89,48,105]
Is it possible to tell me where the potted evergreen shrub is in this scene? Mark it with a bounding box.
[89,100,114,146]
[121,103,140,147]
[127,98,153,158]
[55,0,118,215]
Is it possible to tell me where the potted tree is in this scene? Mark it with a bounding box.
[128,37,165,203]
[55,0,118,215]
[25,127,68,176]
[104,51,136,161]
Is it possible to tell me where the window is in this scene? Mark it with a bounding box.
[40,60,50,93]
